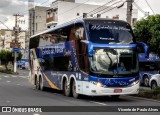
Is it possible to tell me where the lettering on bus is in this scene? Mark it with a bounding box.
[42,44,65,55]
[91,25,131,31]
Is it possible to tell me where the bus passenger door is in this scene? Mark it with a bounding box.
[73,23,90,94]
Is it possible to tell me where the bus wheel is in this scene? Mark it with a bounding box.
[72,80,79,98]
[39,76,45,91]
[36,77,40,90]
[151,81,157,90]
[63,80,71,96]
[143,75,149,87]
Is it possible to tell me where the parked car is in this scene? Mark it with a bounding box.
[17,59,29,69]
[149,74,160,89]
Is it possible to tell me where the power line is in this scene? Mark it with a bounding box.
[91,0,124,16]
[144,0,155,15]
[86,0,117,15]
[0,20,11,30]
[33,0,112,24]
[100,1,126,15]
[133,2,145,14]
[59,0,91,16]
[35,0,125,33]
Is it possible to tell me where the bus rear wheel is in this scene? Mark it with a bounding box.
[72,80,79,98]
[63,80,71,96]
[143,75,149,87]
[39,76,45,91]
[36,77,40,90]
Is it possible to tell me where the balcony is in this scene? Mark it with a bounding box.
[46,16,58,28]
[46,17,54,23]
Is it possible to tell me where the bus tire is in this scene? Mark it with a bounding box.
[72,80,79,98]
[63,79,71,96]
[151,81,157,90]
[143,75,149,87]
[36,77,40,90]
[39,76,45,91]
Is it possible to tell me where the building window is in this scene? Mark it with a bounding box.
[77,13,79,16]
[97,14,101,18]
[83,13,87,18]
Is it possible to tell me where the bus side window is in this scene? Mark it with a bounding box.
[53,56,71,71]
[74,23,86,40]
[53,26,71,43]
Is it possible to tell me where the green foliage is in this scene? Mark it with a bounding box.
[152,87,160,96]
[0,50,22,70]
[137,87,160,100]
[134,14,160,54]
[0,68,12,74]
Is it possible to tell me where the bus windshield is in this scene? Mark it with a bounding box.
[86,20,134,44]
[89,48,138,76]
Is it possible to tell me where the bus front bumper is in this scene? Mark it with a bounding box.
[82,81,139,96]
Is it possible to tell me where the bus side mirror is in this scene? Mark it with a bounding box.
[137,42,149,58]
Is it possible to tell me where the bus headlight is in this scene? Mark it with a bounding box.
[90,81,106,88]
[129,80,139,86]
[97,82,102,87]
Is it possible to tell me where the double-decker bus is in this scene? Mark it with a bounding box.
[29,18,148,99]
[139,53,160,86]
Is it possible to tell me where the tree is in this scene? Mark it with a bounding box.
[0,50,22,70]
[134,15,160,55]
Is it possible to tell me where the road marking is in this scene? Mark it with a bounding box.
[17,84,23,86]
[33,113,40,115]
[126,95,160,103]
[4,76,9,78]
[11,75,17,78]
[19,76,27,78]
[89,101,107,106]
[6,80,11,83]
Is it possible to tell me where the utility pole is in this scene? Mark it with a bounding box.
[126,0,134,25]
[13,14,24,73]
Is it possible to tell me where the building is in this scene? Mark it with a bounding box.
[28,6,49,37]
[46,0,138,28]
[0,29,27,50]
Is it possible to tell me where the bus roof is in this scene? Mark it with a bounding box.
[30,18,129,39]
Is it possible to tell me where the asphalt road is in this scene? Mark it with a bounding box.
[0,69,160,115]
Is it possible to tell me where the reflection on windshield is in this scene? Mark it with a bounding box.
[90,48,138,75]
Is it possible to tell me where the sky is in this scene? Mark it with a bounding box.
[0,0,160,30]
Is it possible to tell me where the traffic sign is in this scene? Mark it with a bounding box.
[12,48,20,52]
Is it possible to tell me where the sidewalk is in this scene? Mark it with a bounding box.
[140,86,151,91]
